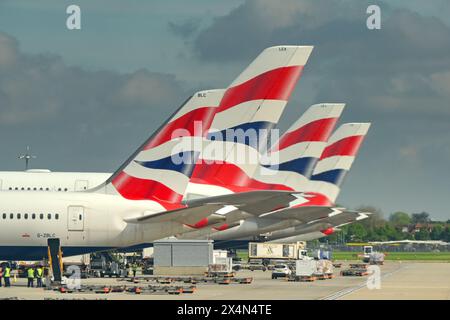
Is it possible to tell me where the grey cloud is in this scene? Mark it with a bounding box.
[188,0,450,219]
[168,19,201,39]
[0,31,188,172]
[192,0,357,62]
[0,32,18,67]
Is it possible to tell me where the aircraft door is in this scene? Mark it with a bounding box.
[67,206,85,231]
[74,180,89,191]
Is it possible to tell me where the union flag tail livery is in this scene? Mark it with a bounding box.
[207,102,344,192]
[94,89,225,210]
[307,122,371,204]
[205,122,371,242]
[262,103,345,191]
[178,103,344,237]
[189,46,314,195]
[212,45,313,141]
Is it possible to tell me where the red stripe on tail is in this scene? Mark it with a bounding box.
[112,172,183,209]
[273,117,338,151]
[218,66,302,112]
[320,135,364,159]
[191,162,292,192]
[144,106,217,150]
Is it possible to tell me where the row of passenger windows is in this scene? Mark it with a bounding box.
[2,213,60,220]
[7,187,69,191]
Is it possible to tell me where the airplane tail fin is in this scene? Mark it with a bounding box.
[308,122,371,203]
[263,103,344,190]
[93,89,225,210]
[190,46,314,192]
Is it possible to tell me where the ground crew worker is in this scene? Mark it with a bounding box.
[36,266,44,288]
[27,267,35,288]
[132,263,138,278]
[4,265,11,287]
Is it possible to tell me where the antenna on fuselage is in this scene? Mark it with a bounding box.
[18,146,37,170]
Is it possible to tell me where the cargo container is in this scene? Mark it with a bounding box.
[369,252,385,265]
[248,242,306,260]
[292,259,334,281]
[295,259,317,277]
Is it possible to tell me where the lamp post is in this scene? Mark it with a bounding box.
[18,146,37,170]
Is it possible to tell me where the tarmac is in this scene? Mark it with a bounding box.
[0,261,448,300]
[341,261,450,300]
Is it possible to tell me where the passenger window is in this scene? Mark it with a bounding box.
[33,187,37,191]
[24,213,28,219]
[39,214,44,220]
[55,214,59,220]
[47,214,51,220]
[2,213,6,219]
[10,213,13,219]
[17,213,21,219]
[57,188,61,191]
[32,213,36,220]
[64,188,68,192]
[8,187,12,190]
[39,187,43,191]
[46,188,49,191]
[14,187,18,190]
[21,187,24,190]
[27,187,31,190]
[79,214,82,220]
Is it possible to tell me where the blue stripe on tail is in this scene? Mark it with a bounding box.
[207,121,276,149]
[311,169,347,187]
[135,151,200,177]
[263,157,318,177]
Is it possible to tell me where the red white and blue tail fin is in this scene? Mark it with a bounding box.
[94,89,225,210]
[307,122,371,203]
[189,46,314,194]
[263,103,344,191]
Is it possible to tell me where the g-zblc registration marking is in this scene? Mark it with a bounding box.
[37,233,56,238]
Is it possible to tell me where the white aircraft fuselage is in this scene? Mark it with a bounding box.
[0,190,188,260]
[0,170,110,192]
[0,171,319,255]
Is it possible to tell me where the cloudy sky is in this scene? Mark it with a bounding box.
[0,0,449,220]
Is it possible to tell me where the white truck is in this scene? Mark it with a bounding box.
[362,246,373,263]
[294,259,334,281]
[209,250,233,274]
[362,246,385,264]
[248,242,306,261]
[295,260,317,278]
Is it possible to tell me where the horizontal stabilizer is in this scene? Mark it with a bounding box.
[263,206,347,223]
[305,210,367,227]
[183,190,310,215]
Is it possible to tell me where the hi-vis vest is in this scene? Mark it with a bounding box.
[27,268,35,278]
[36,268,43,278]
[4,267,11,277]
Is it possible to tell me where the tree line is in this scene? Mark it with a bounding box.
[322,206,450,243]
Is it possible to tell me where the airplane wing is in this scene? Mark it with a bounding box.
[262,206,368,224]
[301,210,369,228]
[262,206,343,222]
[124,203,225,225]
[125,190,314,226]
[183,190,311,215]
[320,211,368,226]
